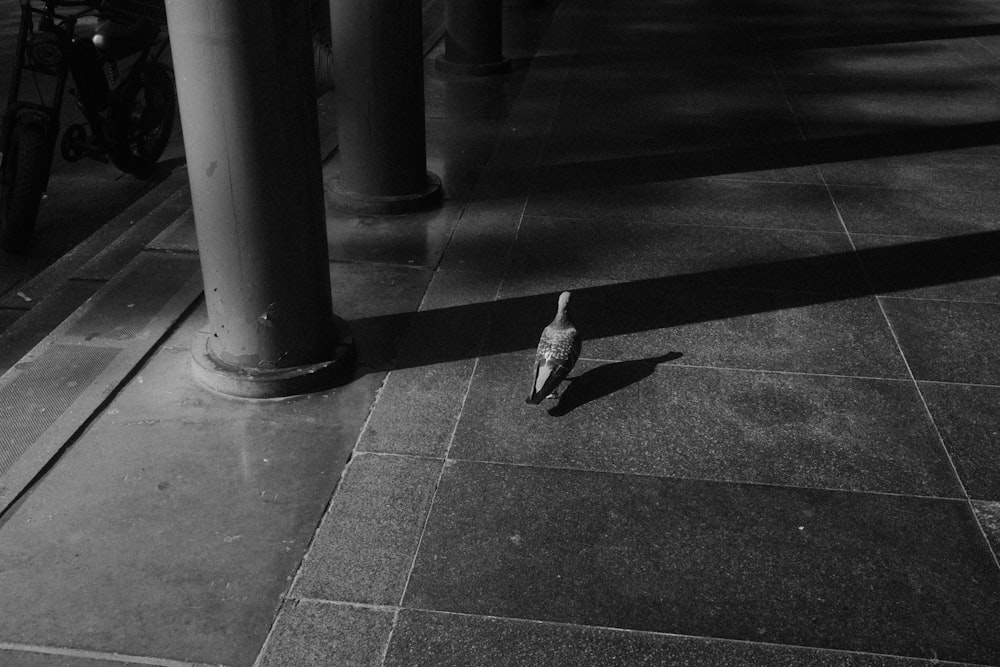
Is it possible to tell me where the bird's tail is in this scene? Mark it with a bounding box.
[525,392,543,405]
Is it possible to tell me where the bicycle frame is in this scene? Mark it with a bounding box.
[1,0,168,190]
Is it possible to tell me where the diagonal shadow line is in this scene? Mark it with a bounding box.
[355,229,1000,372]
[528,121,1000,193]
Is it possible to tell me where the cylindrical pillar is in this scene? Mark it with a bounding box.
[165,0,354,398]
[437,0,511,75]
[329,0,441,214]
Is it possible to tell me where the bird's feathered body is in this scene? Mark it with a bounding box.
[526,292,581,404]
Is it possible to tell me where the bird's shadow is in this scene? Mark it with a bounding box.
[547,351,683,417]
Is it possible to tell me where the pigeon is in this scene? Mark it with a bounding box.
[526,291,581,404]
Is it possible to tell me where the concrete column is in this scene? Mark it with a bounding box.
[329,0,441,214]
[164,0,354,398]
[438,0,511,75]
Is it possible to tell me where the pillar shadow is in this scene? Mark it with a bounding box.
[353,229,1000,372]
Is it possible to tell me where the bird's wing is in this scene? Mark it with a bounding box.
[530,326,578,396]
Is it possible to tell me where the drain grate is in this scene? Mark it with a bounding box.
[0,345,120,476]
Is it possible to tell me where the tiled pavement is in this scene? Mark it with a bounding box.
[3,0,1000,665]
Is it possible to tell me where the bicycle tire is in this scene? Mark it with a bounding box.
[1,121,50,252]
[107,62,175,176]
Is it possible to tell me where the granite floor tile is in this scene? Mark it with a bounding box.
[851,232,1000,304]
[403,462,1000,664]
[544,92,801,163]
[524,178,843,232]
[385,609,969,667]
[818,152,1000,191]
[829,185,1000,237]
[291,453,441,606]
[360,269,499,456]
[327,262,434,371]
[489,278,909,378]
[509,215,864,294]
[920,382,1000,500]
[790,89,1000,141]
[437,196,526,274]
[880,297,1000,384]
[771,41,982,83]
[972,500,1000,558]
[358,359,477,457]
[451,355,962,496]
[258,600,393,667]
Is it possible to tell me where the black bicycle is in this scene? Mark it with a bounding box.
[0,0,175,251]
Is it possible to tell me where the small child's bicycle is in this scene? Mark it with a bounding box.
[0,0,174,251]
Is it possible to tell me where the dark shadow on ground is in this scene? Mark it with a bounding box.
[547,352,683,416]
[475,120,1000,198]
[354,229,1000,372]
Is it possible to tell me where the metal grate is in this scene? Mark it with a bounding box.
[0,345,120,476]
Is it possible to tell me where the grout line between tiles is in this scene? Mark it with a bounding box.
[253,355,399,666]
[379,356,481,667]
[790,94,1000,574]
[382,199,532,661]
[771,15,1000,570]
[493,347,931,383]
[0,642,226,667]
[378,12,574,659]
[523,211,854,236]
[438,454,971,503]
[392,607,990,667]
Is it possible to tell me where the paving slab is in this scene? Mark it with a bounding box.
[452,354,962,496]
[403,461,1000,665]
[384,610,972,667]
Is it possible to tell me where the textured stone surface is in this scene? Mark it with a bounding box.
[258,600,393,667]
[385,610,961,667]
[509,215,866,294]
[830,185,1000,237]
[404,461,1000,665]
[921,382,1000,501]
[851,232,1000,304]
[292,454,441,605]
[525,178,843,232]
[0,335,379,666]
[881,298,1000,384]
[488,279,909,378]
[453,355,961,496]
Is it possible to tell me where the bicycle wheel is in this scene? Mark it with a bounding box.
[1,120,50,252]
[107,62,175,176]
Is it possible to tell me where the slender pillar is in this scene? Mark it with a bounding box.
[329,0,441,214]
[437,0,511,75]
[164,0,354,398]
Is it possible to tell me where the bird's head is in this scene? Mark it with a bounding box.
[557,291,572,315]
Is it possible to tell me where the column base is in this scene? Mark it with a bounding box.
[327,172,443,216]
[191,318,356,399]
[436,54,512,76]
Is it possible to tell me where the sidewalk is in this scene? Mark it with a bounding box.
[3,0,1000,665]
